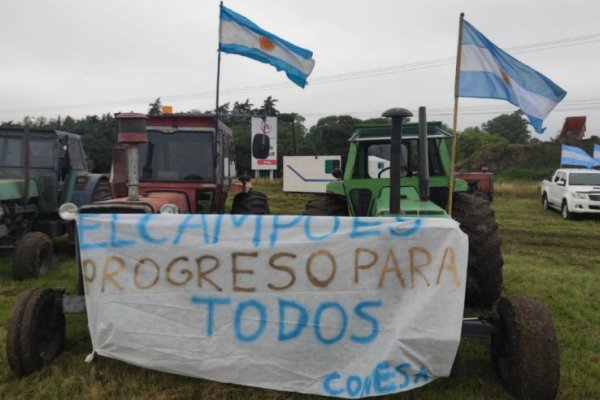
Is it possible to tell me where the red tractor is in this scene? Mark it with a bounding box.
[74,112,268,215]
[60,111,269,295]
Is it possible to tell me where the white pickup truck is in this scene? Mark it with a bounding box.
[541,168,600,219]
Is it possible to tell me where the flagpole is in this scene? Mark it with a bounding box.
[447,12,465,215]
[214,2,223,170]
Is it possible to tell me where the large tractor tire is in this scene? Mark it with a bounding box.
[92,178,111,202]
[491,296,560,400]
[12,232,54,280]
[231,191,270,214]
[452,192,503,309]
[304,194,349,216]
[6,287,66,376]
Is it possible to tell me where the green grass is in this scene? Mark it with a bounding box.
[1,181,599,399]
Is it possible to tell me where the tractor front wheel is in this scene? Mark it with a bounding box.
[452,192,503,309]
[231,191,270,214]
[304,195,349,216]
[6,288,66,376]
[12,232,54,280]
[491,296,560,400]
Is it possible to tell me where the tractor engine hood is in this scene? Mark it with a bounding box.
[371,186,448,217]
[80,191,190,214]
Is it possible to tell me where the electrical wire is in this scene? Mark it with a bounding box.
[1,31,600,115]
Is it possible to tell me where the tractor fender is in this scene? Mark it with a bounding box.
[69,173,108,207]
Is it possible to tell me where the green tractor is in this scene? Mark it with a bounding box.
[305,108,560,399]
[0,127,110,279]
[305,107,502,309]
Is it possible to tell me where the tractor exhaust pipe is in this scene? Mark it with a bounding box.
[382,108,413,214]
[418,106,430,200]
[116,113,148,201]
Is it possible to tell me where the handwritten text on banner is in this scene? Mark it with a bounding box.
[79,214,468,398]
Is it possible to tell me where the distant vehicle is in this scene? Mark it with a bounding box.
[541,168,600,219]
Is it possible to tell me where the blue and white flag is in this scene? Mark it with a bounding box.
[561,145,599,168]
[219,4,315,88]
[594,144,600,163]
[459,20,567,133]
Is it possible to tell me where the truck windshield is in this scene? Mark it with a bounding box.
[138,130,214,181]
[569,173,600,186]
[0,135,55,168]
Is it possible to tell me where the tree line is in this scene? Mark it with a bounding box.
[1,97,537,175]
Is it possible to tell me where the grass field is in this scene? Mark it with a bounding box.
[0,180,599,399]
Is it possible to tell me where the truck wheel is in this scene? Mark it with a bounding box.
[452,192,503,309]
[6,288,66,376]
[542,193,549,210]
[231,191,270,214]
[561,201,573,220]
[491,296,560,400]
[304,195,349,216]
[12,232,54,280]
[92,178,111,202]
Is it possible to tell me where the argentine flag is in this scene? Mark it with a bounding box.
[459,21,566,133]
[594,144,600,163]
[561,145,599,169]
[219,4,315,88]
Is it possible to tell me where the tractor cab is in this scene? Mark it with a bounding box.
[325,119,467,217]
[79,112,260,216]
[82,113,233,214]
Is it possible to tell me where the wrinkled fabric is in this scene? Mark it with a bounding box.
[79,214,468,398]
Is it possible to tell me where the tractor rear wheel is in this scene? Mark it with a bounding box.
[491,296,560,400]
[6,287,66,376]
[12,232,54,280]
[452,192,503,309]
[304,195,349,216]
[231,191,270,214]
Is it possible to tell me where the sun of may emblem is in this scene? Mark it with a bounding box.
[259,36,275,52]
[500,70,511,86]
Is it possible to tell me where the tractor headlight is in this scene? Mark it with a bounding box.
[59,202,79,221]
[573,192,587,200]
[159,203,179,214]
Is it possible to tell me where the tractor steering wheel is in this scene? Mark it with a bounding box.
[377,166,413,178]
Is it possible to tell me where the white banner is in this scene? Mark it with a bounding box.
[251,117,277,170]
[78,214,468,398]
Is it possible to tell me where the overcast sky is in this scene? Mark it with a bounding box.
[1,0,599,140]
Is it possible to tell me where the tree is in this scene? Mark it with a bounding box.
[482,111,530,144]
[456,126,508,162]
[258,96,279,116]
[148,98,162,115]
[232,99,254,117]
[303,115,361,157]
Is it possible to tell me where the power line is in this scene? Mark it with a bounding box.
[2,31,600,115]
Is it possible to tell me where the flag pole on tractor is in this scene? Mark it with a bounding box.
[214,1,224,167]
[447,13,465,215]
